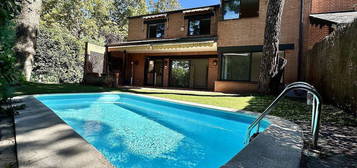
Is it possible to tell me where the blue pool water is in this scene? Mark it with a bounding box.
[36,93,270,168]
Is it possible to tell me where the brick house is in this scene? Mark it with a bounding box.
[88,0,357,92]
[306,0,357,49]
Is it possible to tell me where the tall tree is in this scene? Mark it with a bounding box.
[149,0,181,13]
[111,0,148,43]
[41,0,146,44]
[0,0,21,101]
[258,0,286,93]
[31,0,149,83]
[14,0,42,81]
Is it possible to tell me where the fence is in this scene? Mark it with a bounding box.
[305,20,357,114]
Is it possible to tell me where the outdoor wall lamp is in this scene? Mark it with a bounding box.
[131,60,138,65]
[180,26,185,32]
[212,60,218,66]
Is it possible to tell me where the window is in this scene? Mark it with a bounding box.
[221,51,284,81]
[250,52,263,81]
[222,53,250,81]
[147,23,165,38]
[223,0,241,20]
[222,0,260,20]
[188,18,211,36]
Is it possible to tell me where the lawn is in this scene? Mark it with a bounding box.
[14,82,357,126]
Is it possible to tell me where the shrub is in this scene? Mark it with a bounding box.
[0,20,19,103]
[32,26,84,83]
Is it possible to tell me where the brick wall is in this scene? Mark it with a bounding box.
[217,0,301,47]
[311,0,357,14]
[127,8,219,41]
[207,58,219,89]
[217,0,301,82]
[308,24,330,49]
[128,17,146,40]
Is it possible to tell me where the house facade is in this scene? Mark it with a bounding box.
[94,0,357,92]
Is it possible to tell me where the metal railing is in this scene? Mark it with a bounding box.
[245,82,322,147]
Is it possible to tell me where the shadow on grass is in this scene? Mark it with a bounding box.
[116,88,249,97]
[15,82,250,98]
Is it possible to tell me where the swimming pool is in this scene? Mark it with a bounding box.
[35,93,270,168]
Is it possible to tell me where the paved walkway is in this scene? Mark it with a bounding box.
[0,116,17,168]
[299,120,357,168]
[15,96,113,168]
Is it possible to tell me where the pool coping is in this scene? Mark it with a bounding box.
[14,95,115,168]
[14,92,303,168]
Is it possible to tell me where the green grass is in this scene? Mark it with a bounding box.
[14,82,357,126]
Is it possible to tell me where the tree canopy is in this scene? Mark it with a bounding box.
[0,0,21,102]
[149,0,181,13]
[1,0,182,85]
[32,0,181,83]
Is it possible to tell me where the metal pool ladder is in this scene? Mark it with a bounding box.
[245,82,322,147]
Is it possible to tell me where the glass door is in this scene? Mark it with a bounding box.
[154,59,163,86]
[170,60,190,88]
[145,59,163,87]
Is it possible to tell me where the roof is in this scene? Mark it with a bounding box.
[107,36,217,47]
[128,4,220,19]
[182,7,214,14]
[142,14,167,20]
[107,37,217,54]
[310,11,357,24]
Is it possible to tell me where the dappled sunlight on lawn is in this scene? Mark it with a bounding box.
[122,88,254,110]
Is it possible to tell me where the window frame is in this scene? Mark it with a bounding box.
[221,0,260,21]
[221,0,241,21]
[187,17,212,36]
[147,22,166,39]
[219,51,285,82]
[220,52,252,82]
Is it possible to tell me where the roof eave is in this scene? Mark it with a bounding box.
[107,36,218,47]
[127,4,220,20]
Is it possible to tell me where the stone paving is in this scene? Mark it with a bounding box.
[298,120,357,168]
[0,116,17,168]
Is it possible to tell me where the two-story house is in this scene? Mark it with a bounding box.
[104,0,302,92]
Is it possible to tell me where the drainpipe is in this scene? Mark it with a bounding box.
[298,0,305,80]
[105,45,110,75]
[130,60,134,86]
[83,42,89,85]
[123,50,127,85]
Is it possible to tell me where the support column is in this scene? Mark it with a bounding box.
[163,58,170,87]
[208,58,219,90]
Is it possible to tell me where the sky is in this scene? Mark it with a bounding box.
[178,0,220,8]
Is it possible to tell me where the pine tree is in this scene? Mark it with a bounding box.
[14,0,42,81]
[149,0,181,14]
[258,0,286,93]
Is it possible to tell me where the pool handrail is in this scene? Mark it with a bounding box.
[245,82,322,147]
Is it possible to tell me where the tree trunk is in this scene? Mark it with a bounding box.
[14,0,42,81]
[258,0,285,93]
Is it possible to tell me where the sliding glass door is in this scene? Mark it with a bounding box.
[170,60,190,88]
[145,59,163,87]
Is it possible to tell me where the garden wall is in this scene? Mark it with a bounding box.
[305,20,357,115]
